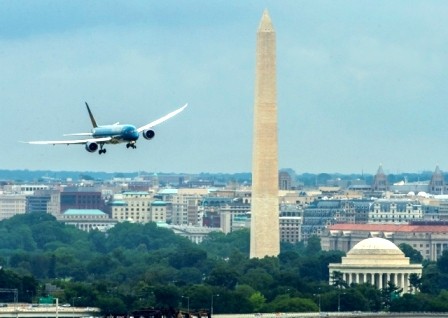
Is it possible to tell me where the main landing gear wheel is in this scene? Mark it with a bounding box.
[98,144,107,155]
[126,143,137,149]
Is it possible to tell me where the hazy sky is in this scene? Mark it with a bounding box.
[2,1,448,175]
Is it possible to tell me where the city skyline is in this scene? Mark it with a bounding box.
[2,1,448,174]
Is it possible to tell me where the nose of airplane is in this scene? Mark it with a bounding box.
[123,127,139,140]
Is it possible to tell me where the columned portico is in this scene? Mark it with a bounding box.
[329,237,422,294]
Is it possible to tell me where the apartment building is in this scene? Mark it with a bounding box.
[301,200,356,241]
[0,194,26,220]
[26,190,60,216]
[279,205,302,243]
[368,199,422,224]
[60,188,105,213]
[110,191,152,223]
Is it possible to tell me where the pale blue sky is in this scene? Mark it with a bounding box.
[1,1,448,174]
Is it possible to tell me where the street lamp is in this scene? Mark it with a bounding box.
[26,290,34,303]
[337,291,345,312]
[54,297,59,318]
[72,297,81,307]
[337,289,341,312]
[181,296,190,314]
[211,294,219,317]
[313,293,321,313]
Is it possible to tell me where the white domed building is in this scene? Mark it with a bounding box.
[328,237,422,293]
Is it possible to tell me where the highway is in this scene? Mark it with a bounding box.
[0,304,99,318]
[214,313,448,318]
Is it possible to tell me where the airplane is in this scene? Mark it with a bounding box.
[25,102,188,155]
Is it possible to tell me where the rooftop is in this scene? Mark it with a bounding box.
[329,223,448,233]
[63,209,106,216]
[350,237,403,255]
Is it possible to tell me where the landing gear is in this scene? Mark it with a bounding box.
[99,144,107,155]
[126,142,137,149]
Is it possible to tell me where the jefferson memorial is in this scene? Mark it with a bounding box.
[328,237,422,293]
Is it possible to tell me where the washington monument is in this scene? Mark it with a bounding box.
[250,10,280,259]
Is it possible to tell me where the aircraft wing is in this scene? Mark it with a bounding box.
[137,103,188,133]
[63,133,93,137]
[24,137,112,145]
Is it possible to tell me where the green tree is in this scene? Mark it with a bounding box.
[206,264,239,289]
[437,250,448,273]
[97,296,127,315]
[333,289,371,312]
[153,285,180,308]
[409,273,422,292]
[299,257,322,281]
[265,295,318,312]
[421,262,446,294]
[249,291,266,312]
[169,247,207,269]
[306,235,322,256]
[390,293,427,312]
[225,289,253,313]
[318,250,345,281]
[200,229,250,259]
[399,243,423,264]
[177,267,204,285]
[351,283,382,311]
[431,290,448,311]
[88,230,107,253]
[143,264,177,285]
[381,281,402,310]
[182,284,212,311]
[86,255,119,277]
[48,254,56,278]
[240,267,274,296]
[330,270,348,289]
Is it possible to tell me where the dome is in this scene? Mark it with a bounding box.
[348,237,403,256]
[328,237,423,294]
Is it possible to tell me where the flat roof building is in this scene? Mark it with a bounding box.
[322,223,448,261]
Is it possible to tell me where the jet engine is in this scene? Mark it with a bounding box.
[85,142,99,153]
[143,129,155,140]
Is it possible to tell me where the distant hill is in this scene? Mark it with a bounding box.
[0,170,137,182]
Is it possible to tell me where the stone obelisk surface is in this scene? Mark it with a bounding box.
[250,10,280,258]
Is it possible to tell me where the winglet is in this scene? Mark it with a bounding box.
[85,102,98,128]
[136,103,188,133]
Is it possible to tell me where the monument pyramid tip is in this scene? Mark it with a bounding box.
[258,9,274,32]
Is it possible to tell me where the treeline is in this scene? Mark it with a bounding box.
[2,213,448,313]
[2,169,442,187]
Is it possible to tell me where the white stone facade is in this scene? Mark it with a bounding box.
[250,10,280,258]
[0,194,26,220]
[111,191,152,223]
[368,199,422,224]
[329,237,422,294]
